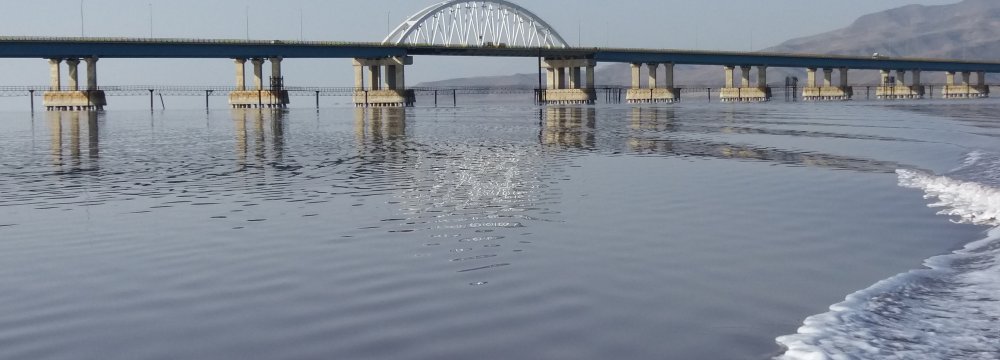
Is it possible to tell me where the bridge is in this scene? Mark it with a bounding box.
[7,0,997,110]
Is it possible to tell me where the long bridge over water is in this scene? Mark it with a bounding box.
[8,0,999,110]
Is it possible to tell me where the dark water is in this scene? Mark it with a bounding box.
[1,101,998,359]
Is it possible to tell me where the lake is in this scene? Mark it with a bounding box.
[1,99,998,359]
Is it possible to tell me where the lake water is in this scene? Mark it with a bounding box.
[1,99,998,359]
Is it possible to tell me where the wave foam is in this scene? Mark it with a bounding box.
[775,156,1000,360]
[897,169,1000,226]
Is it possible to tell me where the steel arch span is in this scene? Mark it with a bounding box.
[382,0,569,48]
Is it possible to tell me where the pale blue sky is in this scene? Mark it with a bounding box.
[0,0,961,87]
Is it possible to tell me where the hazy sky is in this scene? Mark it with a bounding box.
[0,0,961,88]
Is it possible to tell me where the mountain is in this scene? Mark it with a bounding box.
[770,0,1000,59]
[416,0,1000,87]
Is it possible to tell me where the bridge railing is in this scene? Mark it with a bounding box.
[0,84,994,97]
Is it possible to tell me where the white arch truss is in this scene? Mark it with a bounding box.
[382,0,569,48]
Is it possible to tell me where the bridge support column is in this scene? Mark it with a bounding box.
[546,67,556,90]
[625,62,679,104]
[877,69,924,99]
[740,66,751,88]
[647,63,658,90]
[586,64,595,90]
[631,63,641,88]
[724,65,735,88]
[394,64,406,91]
[85,57,98,91]
[385,65,397,90]
[48,58,61,91]
[235,58,246,91]
[354,62,364,90]
[269,57,283,88]
[352,56,414,107]
[943,70,989,99]
[740,66,752,88]
[252,58,264,90]
[66,58,80,91]
[368,65,381,90]
[540,58,596,104]
[44,57,106,111]
[803,67,852,101]
[721,65,770,102]
[567,67,581,89]
[228,57,289,109]
[663,63,674,89]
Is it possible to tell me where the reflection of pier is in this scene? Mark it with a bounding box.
[47,111,99,172]
[350,107,410,181]
[620,106,903,173]
[232,109,286,168]
[627,107,677,153]
[541,106,595,148]
[354,107,407,150]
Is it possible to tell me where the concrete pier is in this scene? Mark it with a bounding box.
[353,56,414,107]
[229,57,290,108]
[540,58,596,105]
[802,67,852,100]
[720,65,771,102]
[876,69,924,99]
[626,62,679,103]
[43,57,107,111]
[942,71,989,98]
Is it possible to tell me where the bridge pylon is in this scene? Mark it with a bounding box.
[43,57,106,111]
[802,67,852,101]
[229,57,289,109]
[539,58,596,105]
[875,69,924,100]
[720,65,771,102]
[625,62,680,103]
[353,56,414,108]
[942,71,989,99]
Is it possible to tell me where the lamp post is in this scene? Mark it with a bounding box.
[79,0,85,36]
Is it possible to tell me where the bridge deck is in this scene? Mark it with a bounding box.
[1,37,999,72]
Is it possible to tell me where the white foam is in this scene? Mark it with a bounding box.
[897,169,1000,226]
[775,163,1000,360]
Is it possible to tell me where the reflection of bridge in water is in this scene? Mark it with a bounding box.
[536,106,908,173]
[232,109,287,168]
[46,111,99,173]
[34,105,915,286]
[42,106,910,187]
[339,104,912,282]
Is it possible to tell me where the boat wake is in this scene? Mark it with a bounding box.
[775,151,1000,360]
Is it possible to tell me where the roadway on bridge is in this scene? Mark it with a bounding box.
[2,37,999,73]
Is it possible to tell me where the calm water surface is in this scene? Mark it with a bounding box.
[1,100,998,359]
